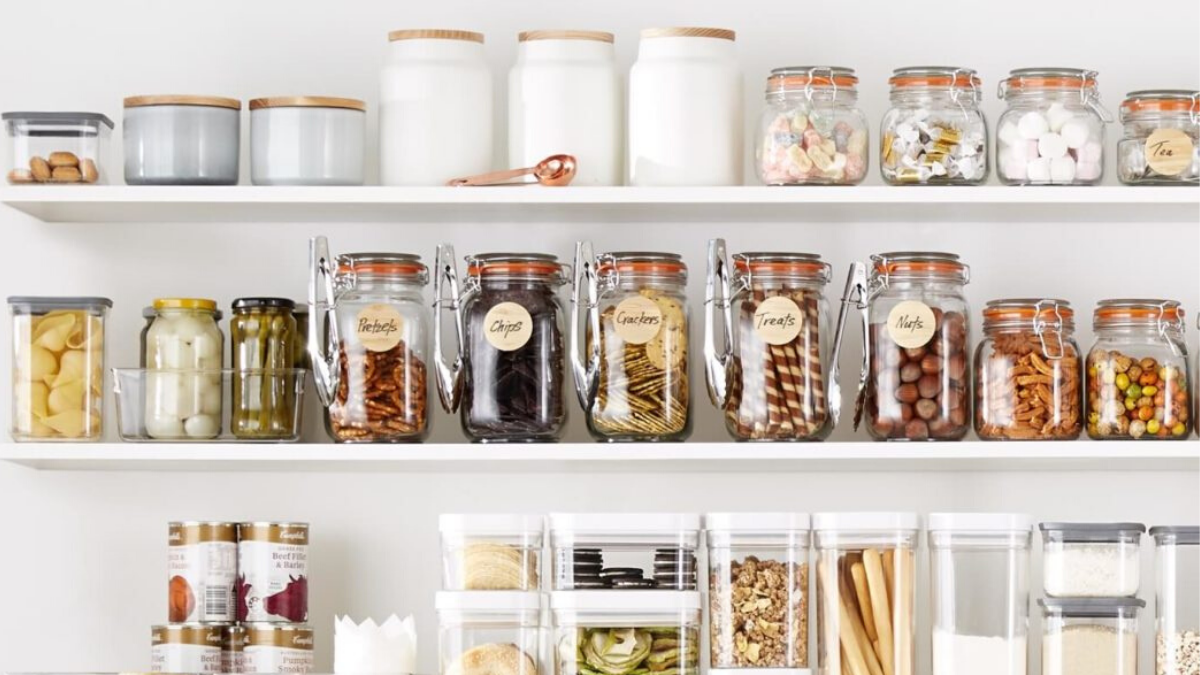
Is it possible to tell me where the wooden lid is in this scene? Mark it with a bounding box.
[519,30,613,43]
[388,29,483,43]
[249,96,366,112]
[641,27,735,41]
[124,95,241,110]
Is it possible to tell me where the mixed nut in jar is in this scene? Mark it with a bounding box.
[572,246,690,442]
[145,298,225,440]
[756,66,869,185]
[975,299,1082,440]
[1086,300,1191,440]
[881,67,988,185]
[1117,89,1200,185]
[230,298,302,441]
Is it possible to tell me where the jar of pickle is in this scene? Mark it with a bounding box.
[572,244,690,442]
[881,66,988,185]
[309,237,430,442]
[756,66,869,185]
[996,68,1111,185]
[975,299,1082,440]
[230,298,300,440]
[852,253,971,441]
[1117,89,1200,185]
[435,246,568,442]
[1086,299,1191,440]
[704,240,845,441]
[145,298,225,440]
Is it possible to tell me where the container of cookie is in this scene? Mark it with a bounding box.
[549,513,701,591]
[3,111,112,185]
[551,590,702,675]
[440,514,544,591]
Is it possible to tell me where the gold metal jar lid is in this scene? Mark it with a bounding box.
[249,96,366,112]
[124,95,242,110]
[388,29,484,43]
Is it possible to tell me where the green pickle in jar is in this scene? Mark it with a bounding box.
[230,298,299,440]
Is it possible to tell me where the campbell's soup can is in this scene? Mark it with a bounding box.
[237,522,309,623]
[168,521,237,622]
[242,623,315,674]
[151,623,228,673]
[223,624,245,673]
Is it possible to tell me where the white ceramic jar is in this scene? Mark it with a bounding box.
[509,31,621,186]
[250,97,365,186]
[123,96,241,186]
[380,29,492,186]
[628,28,742,186]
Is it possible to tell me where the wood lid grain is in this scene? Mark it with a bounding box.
[249,97,367,112]
[640,27,735,41]
[519,30,614,43]
[388,29,484,43]
[124,95,242,110]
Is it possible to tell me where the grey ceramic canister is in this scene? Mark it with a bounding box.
[123,95,241,186]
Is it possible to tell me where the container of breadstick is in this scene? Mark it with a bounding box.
[812,512,919,675]
[571,243,692,442]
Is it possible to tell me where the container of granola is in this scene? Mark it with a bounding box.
[551,590,701,675]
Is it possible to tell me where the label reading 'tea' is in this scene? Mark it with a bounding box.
[355,304,404,352]
[886,300,936,349]
[753,296,804,345]
[1145,128,1194,176]
[613,296,664,344]
[484,302,533,351]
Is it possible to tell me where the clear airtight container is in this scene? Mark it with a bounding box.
[813,513,919,675]
[440,514,544,591]
[3,111,112,184]
[1151,526,1199,675]
[1040,522,1144,598]
[1040,598,1143,675]
[929,513,1032,675]
[551,591,702,675]
[549,513,700,590]
[1117,90,1200,185]
[705,513,810,671]
[437,592,542,675]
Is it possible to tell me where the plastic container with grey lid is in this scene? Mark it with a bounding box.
[1040,597,1144,675]
[1040,522,1145,597]
[1150,526,1199,675]
[250,97,366,186]
[123,95,241,185]
[4,112,113,185]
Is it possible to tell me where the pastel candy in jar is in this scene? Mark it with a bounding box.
[757,67,868,185]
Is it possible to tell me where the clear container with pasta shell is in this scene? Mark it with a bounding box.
[572,246,690,442]
[975,299,1082,440]
[439,514,544,591]
[1117,90,1200,185]
[551,590,702,675]
[437,591,542,675]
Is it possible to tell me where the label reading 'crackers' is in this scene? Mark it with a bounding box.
[356,304,404,352]
[886,300,936,349]
[484,302,533,351]
[613,296,663,345]
[753,296,804,345]
[1145,128,1194,176]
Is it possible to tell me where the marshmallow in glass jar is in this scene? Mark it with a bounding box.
[145,298,224,439]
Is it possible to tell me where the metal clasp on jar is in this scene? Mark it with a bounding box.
[1033,299,1068,360]
[307,235,343,407]
[1156,301,1190,358]
[432,243,467,412]
[702,238,735,407]
[570,240,602,411]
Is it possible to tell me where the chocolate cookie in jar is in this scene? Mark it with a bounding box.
[852,253,971,441]
[1117,89,1200,185]
[309,237,430,442]
[1086,300,1191,440]
[881,67,988,185]
[756,66,869,185]
[975,299,1082,440]
[435,246,568,442]
[572,245,690,442]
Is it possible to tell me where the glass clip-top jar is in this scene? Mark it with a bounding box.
[1118,89,1200,185]
[881,66,988,185]
[571,243,691,442]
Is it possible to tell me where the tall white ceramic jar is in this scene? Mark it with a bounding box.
[380,29,492,186]
[508,30,621,186]
[628,27,742,186]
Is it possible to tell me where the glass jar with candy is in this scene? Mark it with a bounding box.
[1117,89,1200,185]
[880,67,988,185]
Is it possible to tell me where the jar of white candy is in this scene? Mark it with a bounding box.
[145,298,224,439]
[756,66,869,185]
[880,67,987,185]
[997,68,1111,185]
[1117,90,1200,185]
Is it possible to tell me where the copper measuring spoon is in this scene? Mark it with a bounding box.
[447,154,577,187]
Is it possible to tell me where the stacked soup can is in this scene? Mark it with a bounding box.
[153,521,313,674]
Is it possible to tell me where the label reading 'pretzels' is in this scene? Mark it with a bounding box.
[356,304,404,352]
[886,300,936,348]
[613,295,663,345]
[484,302,533,351]
[753,296,804,345]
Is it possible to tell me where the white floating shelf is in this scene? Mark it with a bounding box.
[1,441,1195,472]
[2,185,1197,223]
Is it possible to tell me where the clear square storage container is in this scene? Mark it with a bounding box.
[928,513,1032,675]
[551,590,701,675]
[705,513,810,671]
[813,512,919,675]
[8,296,111,441]
[440,514,544,591]
[123,95,241,185]
[1151,526,1199,675]
[1039,522,1144,598]
[3,111,112,185]
[1040,597,1143,675]
[1117,90,1200,185]
[437,591,542,675]
[549,513,700,590]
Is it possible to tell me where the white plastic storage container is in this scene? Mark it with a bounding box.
[1150,526,1199,675]
[440,514,544,591]
[628,28,741,186]
[380,29,492,186]
[509,31,621,186]
[1040,522,1144,598]
[437,591,542,675]
[3,111,112,185]
[705,513,810,672]
[1040,597,1143,675]
[549,513,701,590]
[123,95,241,185]
[250,97,366,186]
[928,513,1032,675]
[551,591,701,675]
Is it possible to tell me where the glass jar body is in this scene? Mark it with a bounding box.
[1085,328,1191,440]
[438,606,541,675]
[975,326,1082,440]
[230,305,298,440]
[145,306,224,440]
[757,89,869,185]
[881,89,988,185]
[1153,532,1200,675]
[1118,112,1200,185]
[997,90,1105,185]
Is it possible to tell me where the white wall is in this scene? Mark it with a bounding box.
[0,0,1197,672]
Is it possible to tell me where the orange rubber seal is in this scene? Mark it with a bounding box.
[1006,76,1095,90]
[735,259,828,276]
[597,260,687,275]
[890,75,981,89]
[468,261,564,277]
[769,75,858,90]
[1121,98,1199,114]
[338,262,426,277]
[1095,305,1182,321]
[874,260,965,275]
[984,305,1074,322]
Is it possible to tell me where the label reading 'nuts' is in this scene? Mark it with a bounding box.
[613,295,663,345]
[484,302,533,351]
[356,304,404,352]
[1145,128,1194,176]
[753,296,804,345]
[886,300,936,349]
